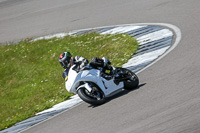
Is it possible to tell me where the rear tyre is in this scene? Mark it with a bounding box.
[77,83,106,105]
[123,69,139,90]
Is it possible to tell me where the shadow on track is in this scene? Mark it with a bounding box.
[88,83,146,108]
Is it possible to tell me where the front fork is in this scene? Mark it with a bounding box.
[77,82,103,100]
[77,82,92,92]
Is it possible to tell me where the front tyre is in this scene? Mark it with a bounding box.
[123,69,139,90]
[77,85,106,105]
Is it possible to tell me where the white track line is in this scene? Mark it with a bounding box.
[101,26,146,34]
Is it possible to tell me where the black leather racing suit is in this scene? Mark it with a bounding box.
[62,57,112,81]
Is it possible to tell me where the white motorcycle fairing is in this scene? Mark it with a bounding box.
[65,65,124,97]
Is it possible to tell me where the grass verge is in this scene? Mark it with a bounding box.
[0,32,138,130]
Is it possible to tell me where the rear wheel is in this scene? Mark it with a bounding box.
[77,83,106,105]
[123,69,139,90]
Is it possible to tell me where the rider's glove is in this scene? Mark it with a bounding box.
[80,59,89,69]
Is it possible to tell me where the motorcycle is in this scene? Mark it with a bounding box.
[65,64,139,105]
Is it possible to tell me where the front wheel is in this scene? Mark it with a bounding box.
[77,83,106,105]
[123,69,139,90]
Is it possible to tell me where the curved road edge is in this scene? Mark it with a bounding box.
[1,23,181,133]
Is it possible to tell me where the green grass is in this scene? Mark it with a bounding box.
[0,32,138,130]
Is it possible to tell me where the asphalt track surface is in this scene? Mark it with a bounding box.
[1,0,200,133]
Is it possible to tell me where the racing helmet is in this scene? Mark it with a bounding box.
[59,52,72,69]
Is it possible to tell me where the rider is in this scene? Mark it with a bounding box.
[59,52,112,81]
